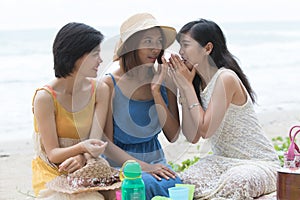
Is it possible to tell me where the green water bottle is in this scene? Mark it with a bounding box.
[121,160,146,200]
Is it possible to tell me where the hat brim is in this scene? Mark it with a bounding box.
[114,26,177,61]
[46,175,121,194]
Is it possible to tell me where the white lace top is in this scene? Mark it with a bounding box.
[180,68,280,200]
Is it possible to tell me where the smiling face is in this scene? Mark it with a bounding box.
[136,27,163,66]
[74,44,102,78]
[178,33,207,70]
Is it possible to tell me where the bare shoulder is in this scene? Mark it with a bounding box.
[33,88,53,105]
[101,75,114,88]
[96,80,109,92]
[101,69,121,89]
[216,69,247,105]
[32,88,54,114]
[217,69,240,88]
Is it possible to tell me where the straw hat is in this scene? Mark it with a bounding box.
[46,158,121,194]
[113,13,177,61]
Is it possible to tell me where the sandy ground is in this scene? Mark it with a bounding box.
[0,109,299,200]
[0,139,34,200]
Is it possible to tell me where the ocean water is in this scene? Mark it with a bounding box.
[0,21,299,141]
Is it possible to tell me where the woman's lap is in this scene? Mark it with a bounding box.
[142,171,182,200]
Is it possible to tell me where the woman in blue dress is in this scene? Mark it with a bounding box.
[103,13,182,199]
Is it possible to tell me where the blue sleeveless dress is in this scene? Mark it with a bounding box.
[107,74,182,199]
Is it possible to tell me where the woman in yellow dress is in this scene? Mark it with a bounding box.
[32,22,110,199]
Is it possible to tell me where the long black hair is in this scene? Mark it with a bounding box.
[177,19,256,103]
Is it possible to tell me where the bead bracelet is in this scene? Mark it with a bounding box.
[188,102,201,110]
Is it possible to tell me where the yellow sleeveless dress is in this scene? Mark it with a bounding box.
[31,81,96,196]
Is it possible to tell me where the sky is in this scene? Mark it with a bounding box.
[0,0,300,31]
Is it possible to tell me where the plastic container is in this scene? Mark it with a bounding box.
[121,160,145,200]
[175,184,195,200]
[168,186,189,200]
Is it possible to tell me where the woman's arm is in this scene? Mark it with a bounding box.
[89,81,110,140]
[178,71,243,142]
[151,59,180,142]
[80,80,111,160]
[33,91,86,164]
[152,87,180,142]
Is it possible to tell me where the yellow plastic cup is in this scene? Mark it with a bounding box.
[175,184,195,200]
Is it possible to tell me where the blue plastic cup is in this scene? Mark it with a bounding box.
[168,186,189,200]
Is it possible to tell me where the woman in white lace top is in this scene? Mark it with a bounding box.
[167,19,280,199]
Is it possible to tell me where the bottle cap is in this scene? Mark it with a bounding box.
[122,160,142,179]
